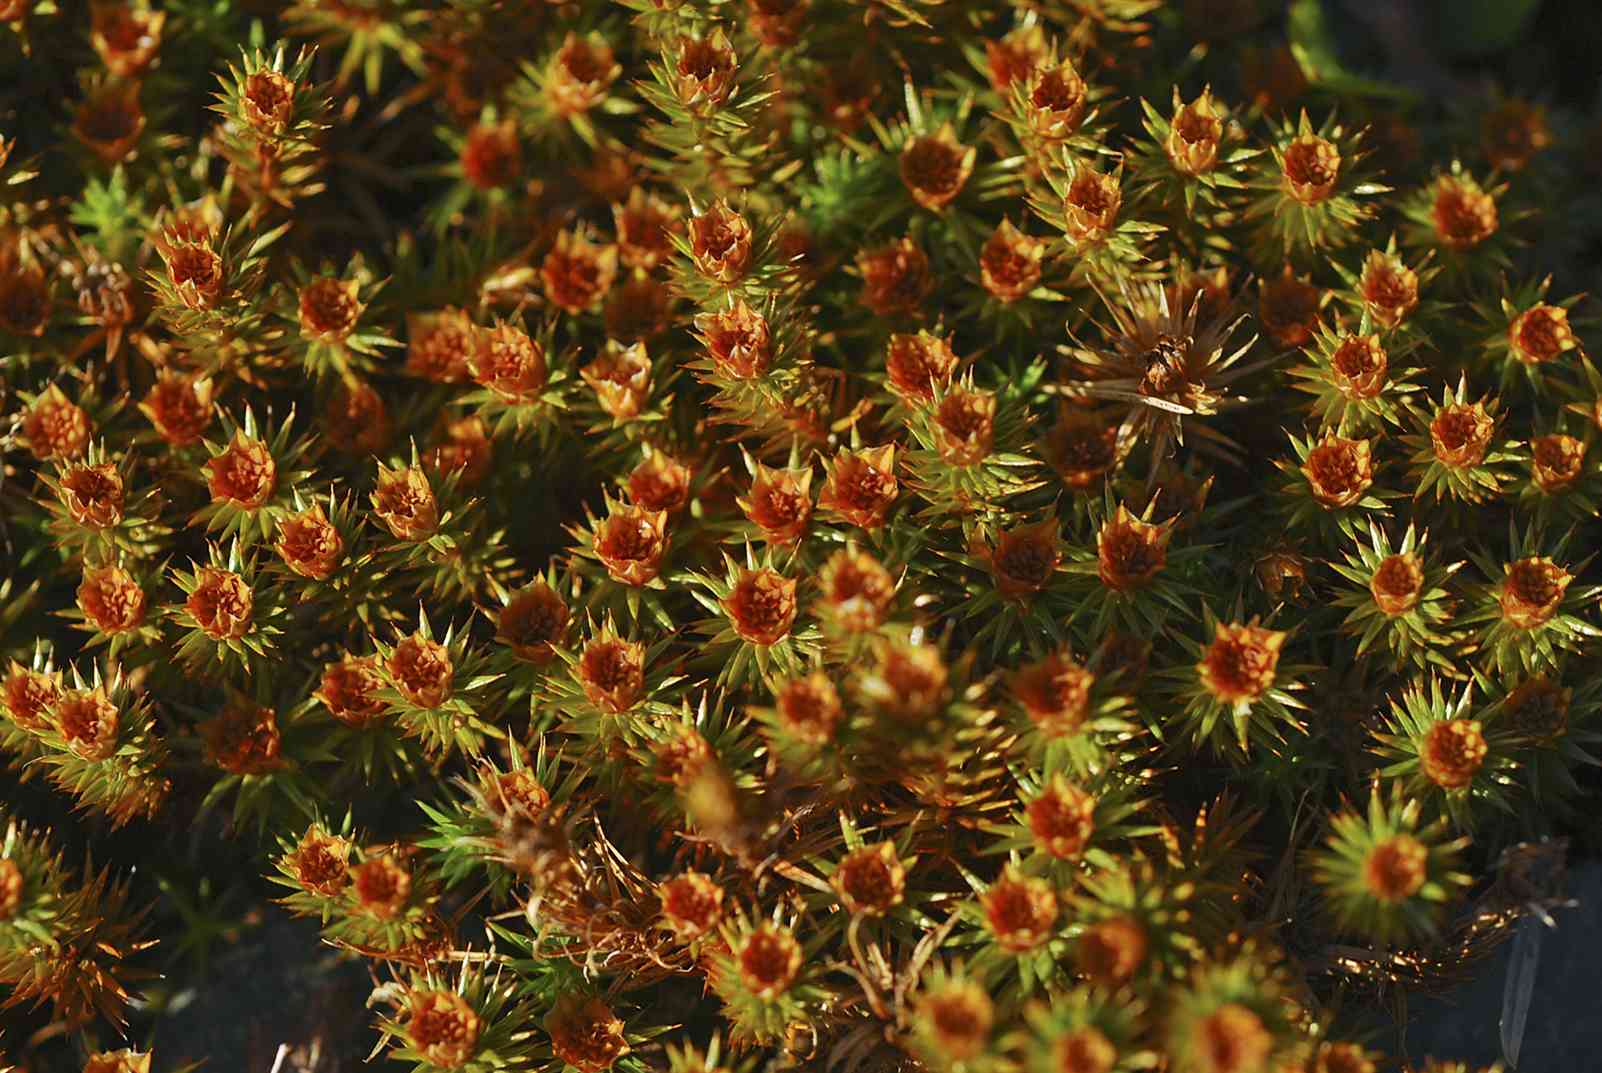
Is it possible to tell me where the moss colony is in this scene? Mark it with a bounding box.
[0,1,1599,1072]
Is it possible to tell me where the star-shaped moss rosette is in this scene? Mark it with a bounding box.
[785,815,930,952]
[1128,87,1257,220]
[1007,649,1137,772]
[871,95,987,221]
[850,229,939,325]
[0,641,60,768]
[568,492,681,632]
[11,382,103,465]
[926,514,1074,662]
[319,839,446,962]
[614,442,707,525]
[1328,234,1443,341]
[904,961,999,1070]
[1285,322,1425,435]
[1403,377,1516,504]
[510,28,631,140]
[206,68,322,217]
[291,650,434,786]
[272,257,397,381]
[710,913,828,1046]
[640,27,776,163]
[629,694,767,847]
[418,742,584,899]
[1513,426,1601,527]
[683,547,820,691]
[544,616,687,750]
[729,448,816,551]
[908,91,1028,233]
[369,450,514,605]
[689,291,814,443]
[167,540,287,680]
[995,44,1113,167]
[1057,494,1205,638]
[427,109,528,230]
[575,339,678,447]
[1068,854,1207,987]
[1042,401,1129,495]
[67,74,154,174]
[902,374,1047,528]
[1458,522,1600,677]
[845,632,991,769]
[1057,273,1265,466]
[1371,676,1519,831]
[1162,953,1302,1073]
[269,488,367,591]
[806,544,913,667]
[1253,260,1331,355]
[1307,786,1471,946]
[1018,985,1153,1073]
[269,814,358,923]
[29,662,169,828]
[146,199,285,349]
[958,215,1078,341]
[60,555,166,662]
[189,683,337,836]
[1246,110,1387,260]
[1398,161,1521,285]
[0,811,80,981]
[984,759,1155,879]
[39,442,167,563]
[1161,609,1308,758]
[1480,667,1602,815]
[190,407,315,544]
[812,441,910,547]
[1473,90,1555,174]
[1328,521,1463,673]
[538,990,668,1073]
[368,452,444,549]
[668,197,790,307]
[132,368,215,453]
[878,327,967,421]
[951,860,1068,996]
[459,317,575,443]
[372,963,545,1073]
[1471,274,1587,394]
[1030,154,1162,280]
[484,570,576,709]
[373,607,505,760]
[1274,430,1392,543]
[748,670,853,787]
